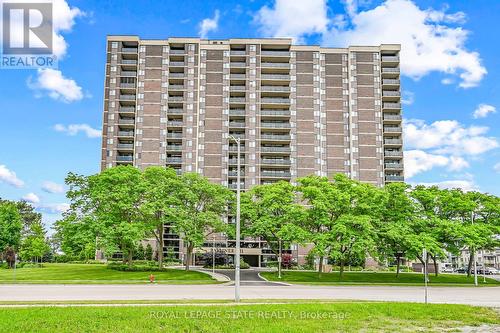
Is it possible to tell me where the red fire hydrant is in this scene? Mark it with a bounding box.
[149,274,155,283]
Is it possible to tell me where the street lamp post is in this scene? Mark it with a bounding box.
[229,135,241,303]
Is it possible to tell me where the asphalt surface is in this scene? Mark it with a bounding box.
[1,284,499,306]
[206,268,288,286]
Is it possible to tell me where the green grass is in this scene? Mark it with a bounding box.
[0,302,498,332]
[261,270,500,286]
[0,263,216,284]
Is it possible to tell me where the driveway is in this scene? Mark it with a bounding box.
[199,268,288,286]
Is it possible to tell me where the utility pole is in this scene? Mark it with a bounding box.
[278,239,282,279]
[423,248,428,304]
[229,135,241,303]
[472,212,478,286]
[212,234,216,275]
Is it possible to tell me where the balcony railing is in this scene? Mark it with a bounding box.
[261,146,290,152]
[382,67,400,73]
[382,79,400,85]
[228,146,245,152]
[169,62,185,66]
[116,156,133,162]
[230,74,246,79]
[261,134,291,140]
[229,122,246,128]
[117,143,134,149]
[167,133,183,138]
[228,183,245,189]
[230,86,246,91]
[261,171,291,177]
[168,96,184,102]
[383,114,402,121]
[169,85,185,90]
[261,122,290,128]
[261,51,290,56]
[167,121,183,127]
[118,131,134,137]
[118,119,135,125]
[167,108,184,114]
[261,62,289,68]
[230,62,246,67]
[385,175,404,182]
[230,50,246,56]
[384,127,402,132]
[166,157,182,163]
[384,151,403,157]
[120,83,135,89]
[384,139,403,145]
[166,145,182,151]
[120,71,137,77]
[121,59,137,65]
[228,171,246,177]
[261,159,291,165]
[121,47,138,53]
[169,72,185,78]
[229,133,245,139]
[261,74,290,80]
[385,163,403,169]
[383,103,401,109]
[170,49,185,54]
[119,95,136,100]
[229,97,246,103]
[261,86,290,92]
[228,159,246,164]
[261,98,290,104]
[382,56,399,62]
[229,109,246,116]
[261,110,290,116]
[119,107,135,113]
[382,91,400,97]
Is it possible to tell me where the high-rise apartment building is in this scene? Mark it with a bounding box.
[101,36,404,265]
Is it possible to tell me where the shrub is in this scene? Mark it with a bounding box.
[107,262,167,272]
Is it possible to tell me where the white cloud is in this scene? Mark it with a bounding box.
[42,181,65,194]
[0,165,24,188]
[50,0,86,59]
[199,10,220,38]
[401,91,414,105]
[404,150,449,178]
[473,104,496,119]
[22,193,40,204]
[255,0,329,42]
[38,203,70,214]
[404,119,498,156]
[414,180,478,192]
[254,0,486,88]
[54,123,101,138]
[494,163,500,173]
[28,69,84,103]
[448,156,470,171]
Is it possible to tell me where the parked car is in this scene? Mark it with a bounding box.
[487,267,499,275]
[455,267,467,274]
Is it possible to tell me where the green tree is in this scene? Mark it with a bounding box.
[20,220,50,264]
[0,201,22,267]
[53,213,98,260]
[174,172,233,270]
[241,181,305,276]
[145,243,153,261]
[136,243,145,260]
[141,166,182,268]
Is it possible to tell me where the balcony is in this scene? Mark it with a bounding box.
[261,62,290,69]
[261,109,290,116]
[261,159,291,165]
[166,145,182,151]
[228,146,245,152]
[167,108,184,115]
[228,183,245,190]
[385,175,404,182]
[261,86,290,92]
[170,49,185,55]
[229,97,246,103]
[167,132,183,139]
[384,139,403,145]
[228,171,245,177]
[120,59,137,65]
[121,47,138,53]
[168,96,184,102]
[229,109,246,116]
[230,50,246,56]
[229,133,245,140]
[230,74,246,80]
[383,114,402,121]
[119,94,136,101]
[229,122,246,128]
[118,118,135,125]
[120,83,135,89]
[383,102,401,109]
[166,157,182,164]
[230,86,246,91]
[169,72,185,78]
[230,62,246,67]
[118,131,134,137]
[385,163,404,170]
[384,150,403,157]
[261,134,290,141]
[169,61,185,67]
[261,74,290,80]
[119,107,135,113]
[169,85,185,90]
[261,171,291,178]
[384,126,402,133]
[261,146,290,153]
[116,156,133,162]
[261,98,290,104]
[261,122,290,129]
[167,121,183,127]
[381,56,399,64]
[120,71,137,77]
[229,159,246,165]
[382,79,400,86]
[382,67,400,77]
[382,91,400,97]
[261,51,290,56]
[117,143,134,150]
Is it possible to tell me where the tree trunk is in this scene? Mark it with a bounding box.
[467,250,474,277]
[185,244,193,271]
[318,256,324,277]
[396,255,401,278]
[432,255,438,277]
[157,224,164,269]
[425,253,430,283]
[127,249,133,267]
[339,259,345,278]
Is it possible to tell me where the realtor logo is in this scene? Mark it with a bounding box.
[1,1,57,68]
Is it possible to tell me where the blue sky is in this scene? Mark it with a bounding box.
[0,0,499,230]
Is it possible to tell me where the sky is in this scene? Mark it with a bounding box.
[0,0,499,230]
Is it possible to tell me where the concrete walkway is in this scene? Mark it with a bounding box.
[1,284,499,307]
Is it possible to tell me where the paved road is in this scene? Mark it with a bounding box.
[1,284,499,307]
[200,268,288,286]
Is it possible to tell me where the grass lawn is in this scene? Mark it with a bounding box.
[0,302,498,332]
[261,270,500,286]
[0,263,216,284]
